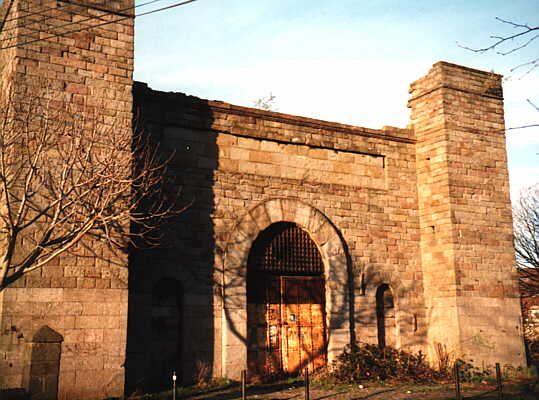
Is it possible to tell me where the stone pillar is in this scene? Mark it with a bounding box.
[409,62,525,367]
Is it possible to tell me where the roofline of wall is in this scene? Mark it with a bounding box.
[133,81,416,145]
[433,61,503,79]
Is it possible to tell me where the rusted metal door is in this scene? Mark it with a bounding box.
[247,222,327,379]
[247,274,283,376]
[247,275,326,378]
[281,276,326,374]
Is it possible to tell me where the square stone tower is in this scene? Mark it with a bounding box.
[0,1,134,399]
[409,62,525,366]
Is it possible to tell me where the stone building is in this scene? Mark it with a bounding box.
[0,0,527,399]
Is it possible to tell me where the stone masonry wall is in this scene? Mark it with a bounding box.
[132,82,427,383]
[0,1,134,399]
[131,61,526,384]
[0,3,525,393]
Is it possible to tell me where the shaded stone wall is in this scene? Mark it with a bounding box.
[0,1,134,399]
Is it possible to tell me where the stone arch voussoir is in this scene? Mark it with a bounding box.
[362,265,405,301]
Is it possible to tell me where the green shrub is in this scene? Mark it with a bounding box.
[330,344,448,384]
[453,359,491,383]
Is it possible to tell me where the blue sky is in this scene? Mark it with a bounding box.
[133,0,539,201]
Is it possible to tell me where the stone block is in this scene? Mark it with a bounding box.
[249,203,271,231]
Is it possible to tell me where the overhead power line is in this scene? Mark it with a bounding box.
[0,4,111,37]
[136,0,198,17]
[2,0,165,26]
[3,4,59,24]
[0,0,167,43]
[0,0,198,51]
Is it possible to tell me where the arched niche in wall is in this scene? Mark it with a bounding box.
[150,278,183,390]
[29,325,63,400]
[359,266,412,350]
[376,284,396,348]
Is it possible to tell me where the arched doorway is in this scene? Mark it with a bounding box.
[376,284,395,348]
[247,222,327,379]
[150,278,182,390]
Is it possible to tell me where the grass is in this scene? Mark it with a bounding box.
[126,378,236,399]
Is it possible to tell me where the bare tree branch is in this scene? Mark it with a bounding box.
[514,183,539,297]
[459,17,539,75]
[253,93,278,111]
[0,86,187,291]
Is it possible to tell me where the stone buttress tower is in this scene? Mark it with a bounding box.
[409,62,525,367]
[0,1,134,399]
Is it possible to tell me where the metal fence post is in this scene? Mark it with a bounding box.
[495,362,504,400]
[454,363,461,400]
[241,369,246,400]
[304,368,310,400]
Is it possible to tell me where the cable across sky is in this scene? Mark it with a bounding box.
[0,0,199,50]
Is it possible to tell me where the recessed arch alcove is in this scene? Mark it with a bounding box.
[221,198,350,379]
[358,266,411,350]
[150,278,183,390]
[376,283,396,348]
[28,325,63,400]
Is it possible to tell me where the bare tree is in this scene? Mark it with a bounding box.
[253,93,278,111]
[461,17,539,123]
[513,183,539,297]
[0,87,184,291]
[461,17,539,75]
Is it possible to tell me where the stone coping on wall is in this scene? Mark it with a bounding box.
[133,81,415,152]
[408,61,504,105]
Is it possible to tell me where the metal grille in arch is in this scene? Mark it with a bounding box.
[249,222,323,275]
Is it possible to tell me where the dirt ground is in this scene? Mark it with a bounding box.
[184,380,539,400]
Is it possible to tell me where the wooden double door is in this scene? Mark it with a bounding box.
[247,274,327,379]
